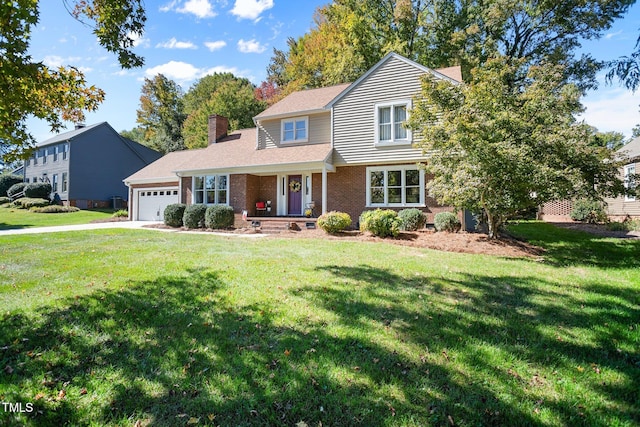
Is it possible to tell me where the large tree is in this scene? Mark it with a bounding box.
[409,58,625,238]
[0,0,146,162]
[269,0,634,92]
[136,74,186,153]
[606,30,640,92]
[182,74,265,149]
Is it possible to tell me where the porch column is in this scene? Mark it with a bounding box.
[322,165,328,214]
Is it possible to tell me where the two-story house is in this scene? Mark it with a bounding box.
[125,53,464,226]
[606,136,640,219]
[24,122,162,208]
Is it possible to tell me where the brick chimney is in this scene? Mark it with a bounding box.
[208,114,229,145]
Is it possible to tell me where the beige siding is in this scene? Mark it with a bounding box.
[332,56,428,165]
[257,112,331,150]
[606,159,640,217]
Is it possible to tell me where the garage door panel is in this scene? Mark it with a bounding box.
[137,188,179,221]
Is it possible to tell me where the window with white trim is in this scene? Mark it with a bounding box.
[193,174,229,205]
[61,173,68,192]
[624,164,636,202]
[52,174,58,192]
[366,166,424,206]
[281,117,308,143]
[375,101,411,145]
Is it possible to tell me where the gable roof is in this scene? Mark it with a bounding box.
[617,136,640,161]
[254,83,351,121]
[37,122,105,146]
[124,148,204,184]
[326,52,462,109]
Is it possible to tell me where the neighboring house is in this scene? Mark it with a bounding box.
[606,136,640,219]
[125,53,467,226]
[23,122,161,208]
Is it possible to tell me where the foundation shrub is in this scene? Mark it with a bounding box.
[434,212,461,232]
[398,208,426,231]
[359,209,401,237]
[205,205,235,229]
[164,203,186,227]
[317,211,352,233]
[183,204,207,229]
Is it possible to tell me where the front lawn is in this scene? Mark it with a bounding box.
[0,206,115,230]
[0,224,638,426]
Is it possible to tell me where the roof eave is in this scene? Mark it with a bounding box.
[254,108,328,122]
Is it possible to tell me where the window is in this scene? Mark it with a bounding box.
[52,174,58,192]
[41,148,47,164]
[375,101,411,145]
[193,174,229,205]
[33,152,37,165]
[366,166,424,206]
[62,143,68,160]
[281,117,308,143]
[61,173,68,192]
[624,164,636,202]
[53,145,58,161]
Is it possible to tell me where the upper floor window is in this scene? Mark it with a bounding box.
[53,145,58,161]
[62,143,68,160]
[193,174,229,205]
[375,101,411,145]
[624,164,636,202]
[40,148,47,164]
[366,165,424,207]
[281,117,308,143]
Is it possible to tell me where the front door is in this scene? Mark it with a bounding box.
[287,175,303,215]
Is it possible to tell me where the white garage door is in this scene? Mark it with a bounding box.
[136,188,179,221]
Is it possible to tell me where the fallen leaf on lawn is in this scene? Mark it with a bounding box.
[34,393,45,400]
[57,389,66,400]
[576,366,584,372]
[208,414,216,421]
[80,388,88,395]
[4,365,13,374]
[176,413,188,418]
[296,422,309,427]
[284,349,291,356]
[187,417,199,424]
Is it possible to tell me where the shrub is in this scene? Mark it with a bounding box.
[317,211,352,233]
[570,199,607,224]
[0,174,23,197]
[31,205,80,213]
[434,212,461,232]
[112,209,129,218]
[7,182,27,199]
[359,209,401,238]
[164,203,186,227]
[15,198,50,209]
[205,204,235,229]
[398,208,426,231]
[182,204,207,229]
[25,182,52,199]
[0,196,10,205]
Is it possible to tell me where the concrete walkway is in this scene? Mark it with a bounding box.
[0,221,265,238]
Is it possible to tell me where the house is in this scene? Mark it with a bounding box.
[23,122,162,209]
[125,53,466,226]
[606,136,640,219]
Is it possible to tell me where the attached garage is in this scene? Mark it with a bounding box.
[134,187,179,221]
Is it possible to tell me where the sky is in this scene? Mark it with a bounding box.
[26,0,640,142]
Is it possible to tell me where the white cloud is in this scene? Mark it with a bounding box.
[237,38,267,54]
[156,37,197,49]
[128,31,150,48]
[161,0,217,18]
[230,0,274,21]
[579,86,640,138]
[144,61,254,83]
[204,40,227,51]
[43,55,82,68]
[604,30,624,40]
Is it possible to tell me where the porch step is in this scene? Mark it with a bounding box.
[248,217,317,234]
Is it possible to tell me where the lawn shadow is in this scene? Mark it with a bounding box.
[305,263,639,426]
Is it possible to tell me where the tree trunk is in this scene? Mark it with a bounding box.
[485,209,503,239]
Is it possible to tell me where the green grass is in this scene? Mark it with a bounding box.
[0,223,638,426]
[0,206,115,230]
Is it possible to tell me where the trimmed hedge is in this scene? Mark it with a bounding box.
[7,182,27,199]
[434,212,461,232]
[15,198,50,209]
[0,175,23,197]
[112,209,129,218]
[31,205,80,213]
[359,209,401,238]
[570,199,607,224]
[164,203,186,227]
[25,182,52,199]
[183,204,207,229]
[317,211,352,233]
[205,205,235,229]
[398,208,426,231]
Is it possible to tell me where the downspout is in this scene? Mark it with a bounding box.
[322,165,328,215]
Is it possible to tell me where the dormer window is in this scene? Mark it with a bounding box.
[375,100,411,146]
[281,116,308,143]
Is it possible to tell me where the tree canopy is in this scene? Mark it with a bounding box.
[267,0,634,93]
[0,0,146,162]
[409,58,625,238]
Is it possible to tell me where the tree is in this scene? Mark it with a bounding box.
[409,58,625,238]
[136,74,186,153]
[632,124,640,139]
[0,0,146,162]
[606,31,640,92]
[182,75,266,149]
[590,129,626,151]
[268,0,634,92]
[119,126,145,144]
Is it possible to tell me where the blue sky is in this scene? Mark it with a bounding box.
[27,0,640,141]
